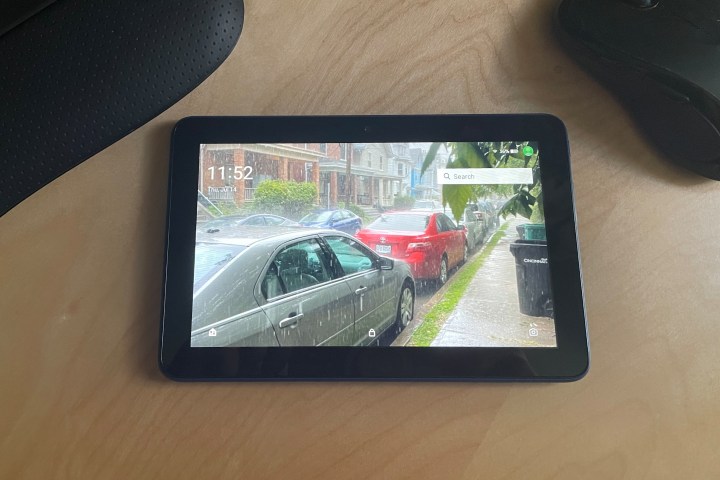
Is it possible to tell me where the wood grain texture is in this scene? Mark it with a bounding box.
[2,0,720,478]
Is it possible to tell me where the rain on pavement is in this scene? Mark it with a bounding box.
[392,217,556,347]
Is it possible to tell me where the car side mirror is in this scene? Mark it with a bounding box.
[378,256,394,270]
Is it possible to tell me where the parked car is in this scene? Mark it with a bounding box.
[191,226,415,347]
[199,214,300,234]
[457,205,485,250]
[356,211,467,285]
[475,200,499,234]
[299,209,362,235]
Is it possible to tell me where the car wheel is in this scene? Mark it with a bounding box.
[437,255,448,285]
[394,281,414,334]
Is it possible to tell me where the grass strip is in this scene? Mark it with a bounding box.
[407,222,510,346]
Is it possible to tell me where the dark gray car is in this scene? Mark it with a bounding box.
[191,226,415,347]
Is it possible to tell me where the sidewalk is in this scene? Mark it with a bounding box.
[431,217,556,347]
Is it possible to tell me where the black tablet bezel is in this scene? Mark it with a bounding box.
[159,115,589,381]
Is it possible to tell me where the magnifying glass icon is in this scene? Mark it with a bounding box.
[443,172,450,180]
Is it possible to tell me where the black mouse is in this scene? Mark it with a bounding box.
[554,0,720,180]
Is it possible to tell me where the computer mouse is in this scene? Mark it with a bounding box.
[554,0,720,180]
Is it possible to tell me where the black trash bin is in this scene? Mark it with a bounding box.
[509,240,553,317]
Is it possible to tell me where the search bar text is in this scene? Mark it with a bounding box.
[437,168,533,185]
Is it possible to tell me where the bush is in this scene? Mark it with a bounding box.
[346,203,369,221]
[393,195,415,210]
[253,180,317,219]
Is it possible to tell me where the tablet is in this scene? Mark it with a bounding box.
[159,115,588,381]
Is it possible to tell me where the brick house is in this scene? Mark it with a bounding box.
[199,143,323,205]
[198,142,416,211]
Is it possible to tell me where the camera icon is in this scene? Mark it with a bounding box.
[528,327,539,337]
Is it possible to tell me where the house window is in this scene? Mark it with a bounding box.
[319,143,327,153]
[398,163,404,176]
[380,155,383,170]
[367,152,371,168]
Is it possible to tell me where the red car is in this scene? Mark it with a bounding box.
[357,211,467,285]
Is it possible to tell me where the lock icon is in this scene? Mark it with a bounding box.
[208,328,217,337]
[368,329,376,338]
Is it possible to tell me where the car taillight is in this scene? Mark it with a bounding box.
[406,242,431,253]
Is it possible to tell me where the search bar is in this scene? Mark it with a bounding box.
[437,168,533,185]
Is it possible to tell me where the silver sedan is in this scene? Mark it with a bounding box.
[191,226,415,347]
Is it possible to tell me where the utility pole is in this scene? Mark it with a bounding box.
[345,143,352,209]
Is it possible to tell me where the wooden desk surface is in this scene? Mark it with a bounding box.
[2,0,719,478]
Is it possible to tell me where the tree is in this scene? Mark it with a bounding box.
[420,142,541,221]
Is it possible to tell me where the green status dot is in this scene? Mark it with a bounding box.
[522,145,534,157]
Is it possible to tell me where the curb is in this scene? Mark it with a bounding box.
[393,226,502,346]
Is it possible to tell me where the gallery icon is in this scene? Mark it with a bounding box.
[208,328,217,337]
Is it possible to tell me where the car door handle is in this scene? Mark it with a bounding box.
[355,286,368,295]
[279,313,304,328]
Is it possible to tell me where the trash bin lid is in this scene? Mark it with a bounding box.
[509,240,548,260]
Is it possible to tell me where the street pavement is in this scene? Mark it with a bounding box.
[431,217,556,347]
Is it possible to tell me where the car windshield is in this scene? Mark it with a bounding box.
[301,211,333,222]
[193,243,246,290]
[367,214,429,232]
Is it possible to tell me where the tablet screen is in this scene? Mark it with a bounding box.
[191,141,557,348]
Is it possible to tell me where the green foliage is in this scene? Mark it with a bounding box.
[530,202,544,224]
[498,188,535,219]
[421,141,542,221]
[393,195,416,210]
[346,203,369,221]
[421,142,491,176]
[421,142,442,176]
[422,143,492,220]
[442,184,473,220]
[253,180,317,219]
